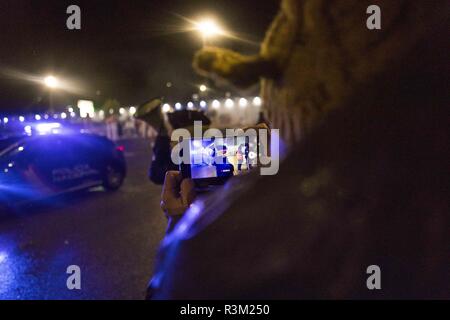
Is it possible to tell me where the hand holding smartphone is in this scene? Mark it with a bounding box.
[180,133,259,186]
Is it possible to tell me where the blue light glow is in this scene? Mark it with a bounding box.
[35,122,61,134]
[24,125,32,135]
[161,201,204,247]
[0,252,7,264]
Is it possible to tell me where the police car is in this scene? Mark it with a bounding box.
[0,124,126,206]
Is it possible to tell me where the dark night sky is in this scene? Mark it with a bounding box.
[0,0,279,113]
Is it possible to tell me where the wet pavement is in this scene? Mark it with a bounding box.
[0,138,167,299]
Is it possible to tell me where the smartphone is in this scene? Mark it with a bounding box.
[180,134,258,186]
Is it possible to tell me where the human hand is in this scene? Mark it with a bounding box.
[160,171,196,217]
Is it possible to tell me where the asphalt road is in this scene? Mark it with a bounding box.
[0,138,167,299]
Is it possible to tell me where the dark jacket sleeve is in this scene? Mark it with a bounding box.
[148,134,178,185]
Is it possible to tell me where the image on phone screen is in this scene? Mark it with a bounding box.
[188,135,258,180]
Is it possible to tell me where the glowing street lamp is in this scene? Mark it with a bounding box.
[225,98,234,109]
[44,75,59,88]
[253,96,262,107]
[212,99,221,109]
[239,98,248,108]
[43,75,60,112]
[195,18,225,47]
[196,19,223,38]
[199,84,207,92]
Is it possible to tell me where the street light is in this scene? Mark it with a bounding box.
[199,84,207,92]
[212,100,221,109]
[195,18,224,47]
[239,98,248,108]
[253,96,262,106]
[44,75,59,88]
[196,19,223,38]
[225,98,234,109]
[162,104,171,113]
[43,75,60,112]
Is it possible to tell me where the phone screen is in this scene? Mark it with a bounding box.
[187,135,258,180]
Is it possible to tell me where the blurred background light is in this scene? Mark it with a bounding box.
[253,96,262,106]
[225,98,234,108]
[212,100,220,109]
[196,19,223,38]
[43,75,59,88]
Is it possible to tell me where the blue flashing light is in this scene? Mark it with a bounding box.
[24,126,32,135]
[35,122,61,135]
